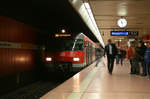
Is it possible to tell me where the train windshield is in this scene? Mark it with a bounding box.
[47,39,83,51]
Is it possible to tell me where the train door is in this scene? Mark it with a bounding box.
[88,43,92,64]
[83,41,86,66]
[87,42,91,65]
[84,41,89,65]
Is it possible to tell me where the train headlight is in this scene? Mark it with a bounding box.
[46,57,52,62]
[73,57,80,61]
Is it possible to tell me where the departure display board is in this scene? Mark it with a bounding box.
[111,31,138,36]
[128,31,138,36]
[111,31,129,36]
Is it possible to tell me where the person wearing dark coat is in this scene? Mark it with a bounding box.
[137,41,147,76]
[132,46,141,75]
[104,39,117,74]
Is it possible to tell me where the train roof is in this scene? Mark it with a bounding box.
[75,33,86,40]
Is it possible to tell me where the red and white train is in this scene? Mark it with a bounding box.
[43,33,103,73]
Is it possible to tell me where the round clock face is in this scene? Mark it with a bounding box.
[117,18,127,28]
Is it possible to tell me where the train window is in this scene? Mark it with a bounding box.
[72,39,83,51]
[84,41,89,47]
[46,39,83,51]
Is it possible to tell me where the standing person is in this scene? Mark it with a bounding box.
[122,49,126,64]
[126,42,135,74]
[144,41,150,78]
[104,39,117,74]
[137,41,147,76]
[132,45,141,75]
[116,48,124,65]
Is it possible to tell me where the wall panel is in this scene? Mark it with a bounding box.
[0,16,36,43]
[0,16,37,76]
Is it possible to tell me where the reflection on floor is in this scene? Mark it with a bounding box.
[41,58,150,99]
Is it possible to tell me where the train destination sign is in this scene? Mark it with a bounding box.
[55,33,71,37]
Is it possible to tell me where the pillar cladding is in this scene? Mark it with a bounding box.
[0,16,37,76]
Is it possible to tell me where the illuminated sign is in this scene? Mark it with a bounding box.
[111,31,128,36]
[55,34,71,37]
[128,31,138,36]
[111,31,138,36]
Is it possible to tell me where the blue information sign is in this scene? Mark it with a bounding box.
[111,31,129,36]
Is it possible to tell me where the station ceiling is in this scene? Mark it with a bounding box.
[0,0,98,43]
[1,0,149,45]
[89,0,150,44]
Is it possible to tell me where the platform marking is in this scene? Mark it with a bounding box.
[67,60,103,99]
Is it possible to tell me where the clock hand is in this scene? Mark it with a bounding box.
[121,21,123,24]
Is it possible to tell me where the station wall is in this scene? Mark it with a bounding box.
[0,16,40,94]
[0,16,37,76]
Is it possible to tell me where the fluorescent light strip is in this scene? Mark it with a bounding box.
[69,0,104,47]
[83,2,104,47]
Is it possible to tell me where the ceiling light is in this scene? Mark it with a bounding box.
[61,29,66,33]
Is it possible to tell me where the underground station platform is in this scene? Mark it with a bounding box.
[40,57,150,99]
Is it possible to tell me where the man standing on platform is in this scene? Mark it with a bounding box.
[104,39,117,74]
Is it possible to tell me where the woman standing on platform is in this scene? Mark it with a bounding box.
[126,42,135,74]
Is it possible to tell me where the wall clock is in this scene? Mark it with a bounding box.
[117,18,127,28]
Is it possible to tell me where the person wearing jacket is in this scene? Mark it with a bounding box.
[136,41,147,76]
[104,39,117,74]
[132,46,141,75]
[144,41,150,78]
[126,42,135,74]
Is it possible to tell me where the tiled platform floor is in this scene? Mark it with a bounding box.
[41,58,150,99]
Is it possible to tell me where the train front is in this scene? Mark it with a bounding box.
[44,37,84,73]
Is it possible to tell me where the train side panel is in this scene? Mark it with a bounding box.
[83,36,96,66]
